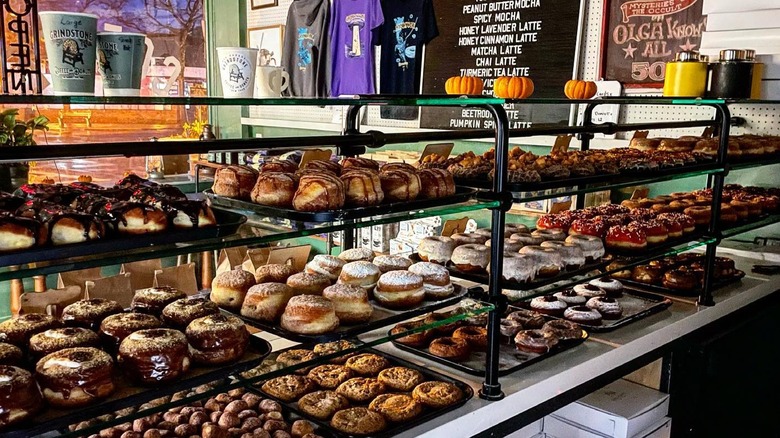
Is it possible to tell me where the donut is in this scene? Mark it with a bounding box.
[453,326,488,351]
[210,268,257,311]
[720,203,738,223]
[589,277,624,298]
[336,377,386,403]
[342,157,380,171]
[293,173,346,212]
[632,265,665,284]
[0,214,44,252]
[657,212,696,234]
[505,223,530,236]
[161,297,219,329]
[390,321,432,347]
[261,375,317,402]
[628,207,657,221]
[98,312,162,351]
[486,237,524,253]
[300,159,341,175]
[158,199,217,229]
[683,206,711,226]
[565,235,605,261]
[341,167,384,207]
[417,168,456,199]
[531,229,567,242]
[259,158,298,173]
[417,236,456,264]
[379,167,421,202]
[313,339,357,364]
[451,243,491,273]
[372,255,413,273]
[428,336,470,361]
[656,215,684,238]
[369,393,423,422]
[287,272,332,296]
[281,295,340,334]
[606,225,647,251]
[240,283,294,322]
[307,364,353,389]
[506,309,545,329]
[373,271,426,309]
[377,366,425,392]
[337,261,381,293]
[629,220,669,244]
[553,290,587,305]
[529,295,567,316]
[330,407,387,435]
[629,137,660,151]
[450,232,487,246]
[662,268,701,291]
[305,255,346,281]
[0,313,61,348]
[186,314,248,365]
[520,245,563,277]
[606,260,633,279]
[212,165,257,199]
[322,284,373,324]
[568,219,607,238]
[131,286,188,316]
[412,381,463,408]
[499,319,524,342]
[510,232,545,246]
[586,297,623,319]
[540,241,586,270]
[0,366,42,428]
[493,252,535,283]
[668,199,695,212]
[345,353,389,376]
[408,262,455,299]
[61,298,123,329]
[109,202,168,235]
[118,328,190,384]
[514,329,559,354]
[573,283,606,298]
[535,214,571,232]
[338,247,375,263]
[729,201,749,220]
[35,347,115,407]
[542,319,584,340]
[28,327,100,360]
[563,305,602,326]
[254,263,298,284]
[298,390,350,420]
[0,343,23,366]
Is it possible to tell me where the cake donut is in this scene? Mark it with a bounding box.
[0,366,43,428]
[161,297,220,329]
[563,306,603,326]
[28,327,100,360]
[241,283,295,322]
[509,232,545,246]
[451,244,490,273]
[0,313,61,348]
[417,236,456,264]
[372,255,413,273]
[428,337,470,361]
[531,229,567,242]
[186,314,249,365]
[61,298,123,329]
[519,246,563,277]
[486,237,525,253]
[280,295,340,335]
[408,262,455,299]
[305,255,346,281]
[529,295,567,316]
[131,286,187,316]
[589,277,624,298]
[118,328,190,384]
[540,240,586,270]
[210,268,257,311]
[98,312,162,351]
[287,272,332,296]
[553,290,587,306]
[450,233,487,246]
[586,297,623,319]
[322,284,374,323]
[35,347,115,407]
[453,326,488,351]
[565,235,605,262]
[373,271,426,309]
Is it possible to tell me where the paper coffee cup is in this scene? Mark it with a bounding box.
[217,47,258,98]
[97,32,147,96]
[39,11,98,96]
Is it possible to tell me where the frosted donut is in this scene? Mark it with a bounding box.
[564,234,605,261]
[305,255,346,281]
[490,252,535,283]
[510,232,544,246]
[505,223,530,236]
[450,232,487,246]
[28,327,100,360]
[408,261,455,299]
[0,366,43,428]
[98,313,161,350]
[280,295,340,334]
[529,295,567,316]
[531,229,567,242]
[589,277,624,298]
[573,283,606,298]
[323,284,374,323]
[374,271,426,309]
[0,314,61,348]
[118,328,190,384]
[563,306,603,326]
[486,237,524,253]
[586,296,623,319]
[540,241,586,270]
[61,298,123,329]
[519,245,563,277]
[553,290,587,306]
[161,297,219,329]
[186,314,249,365]
[451,243,490,273]
[417,236,456,264]
[542,319,584,341]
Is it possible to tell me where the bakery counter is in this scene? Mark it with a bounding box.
[357,252,779,438]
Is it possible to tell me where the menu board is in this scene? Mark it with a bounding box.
[420,0,580,130]
[602,0,706,87]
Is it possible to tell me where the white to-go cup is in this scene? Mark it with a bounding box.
[217,47,258,98]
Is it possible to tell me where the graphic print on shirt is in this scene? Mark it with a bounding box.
[345,13,367,58]
[393,15,419,71]
[296,27,315,71]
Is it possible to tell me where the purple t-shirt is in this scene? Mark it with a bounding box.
[329,0,384,96]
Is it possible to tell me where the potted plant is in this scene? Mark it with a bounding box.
[0,109,49,191]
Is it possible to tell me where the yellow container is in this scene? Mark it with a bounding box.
[663,51,708,97]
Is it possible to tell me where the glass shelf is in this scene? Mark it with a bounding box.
[0,200,498,281]
[720,214,780,240]
[728,155,780,171]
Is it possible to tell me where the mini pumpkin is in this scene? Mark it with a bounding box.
[493,76,534,99]
[445,76,484,95]
[564,80,597,99]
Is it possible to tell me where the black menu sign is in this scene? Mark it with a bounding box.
[602,0,706,87]
[420,0,580,130]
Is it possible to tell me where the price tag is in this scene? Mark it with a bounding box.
[630,187,650,199]
[551,135,573,154]
[631,131,649,140]
[701,126,715,138]
[441,217,469,236]
[299,149,333,168]
[420,143,454,162]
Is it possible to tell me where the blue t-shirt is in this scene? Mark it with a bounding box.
[329,0,384,96]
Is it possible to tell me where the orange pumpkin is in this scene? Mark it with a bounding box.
[445,76,484,95]
[564,80,598,99]
[493,76,534,99]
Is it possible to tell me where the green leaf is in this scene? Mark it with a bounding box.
[3,115,16,131]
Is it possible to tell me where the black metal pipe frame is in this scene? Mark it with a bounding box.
[338,104,366,251]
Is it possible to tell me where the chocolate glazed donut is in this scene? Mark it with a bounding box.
[118,328,190,384]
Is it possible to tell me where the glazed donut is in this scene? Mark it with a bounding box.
[606,260,634,279]
[453,326,488,351]
[606,225,647,250]
[586,297,623,319]
[280,295,340,334]
[412,381,464,408]
[662,268,701,291]
[313,339,357,364]
[28,327,100,360]
[36,347,115,407]
[378,366,425,392]
[417,168,456,199]
[340,168,385,207]
[323,284,374,323]
[259,158,298,174]
[505,223,530,236]
[529,295,567,316]
[287,272,332,296]
[250,172,297,207]
[536,214,571,232]
[261,375,318,402]
[683,206,711,226]
[450,232,487,246]
[669,199,696,212]
[568,219,608,238]
[298,390,350,420]
[509,232,545,246]
[720,203,738,223]
[390,320,433,347]
[0,343,22,366]
[98,312,162,350]
[573,283,606,298]
[540,241,586,270]
[374,271,426,309]
[338,247,375,263]
[331,407,387,435]
[531,229,567,242]
[565,235,605,261]
[131,286,188,316]
[629,220,669,244]
[0,313,61,348]
[506,309,545,329]
[160,297,220,329]
[424,310,465,334]
[336,377,387,403]
[428,336,470,361]
[514,330,559,354]
[657,212,696,234]
[651,203,676,214]
[408,262,455,299]
[542,319,584,340]
[493,252,535,283]
[0,214,44,252]
[553,290,587,306]
[293,173,346,212]
[589,277,624,298]
[451,243,491,273]
[300,159,341,176]
[337,261,381,293]
[61,298,123,330]
[307,364,354,389]
[109,202,168,235]
[372,255,413,273]
[563,306,602,326]
[379,168,421,202]
[369,393,424,422]
[118,328,190,384]
[345,353,389,376]
[212,165,258,199]
[342,157,380,171]
[254,263,298,284]
[417,236,456,264]
[305,255,346,281]
[500,319,524,342]
[519,245,563,277]
[186,314,248,365]
[0,366,43,428]
[486,237,524,253]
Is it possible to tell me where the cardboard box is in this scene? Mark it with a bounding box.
[551,379,669,438]
[389,239,415,256]
[371,223,398,253]
[544,415,612,438]
[513,187,574,214]
[636,417,671,438]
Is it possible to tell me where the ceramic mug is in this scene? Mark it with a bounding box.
[255,66,289,98]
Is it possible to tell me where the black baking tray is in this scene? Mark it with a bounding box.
[2,335,272,438]
[619,270,746,297]
[204,186,476,222]
[217,284,475,343]
[389,313,588,377]
[511,288,672,332]
[250,346,474,438]
[0,207,247,267]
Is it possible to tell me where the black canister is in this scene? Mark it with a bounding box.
[707,49,754,99]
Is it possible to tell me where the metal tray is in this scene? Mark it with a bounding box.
[218,284,474,343]
[0,207,247,267]
[250,346,474,438]
[3,335,272,438]
[204,186,476,222]
[619,270,746,297]
[390,314,588,377]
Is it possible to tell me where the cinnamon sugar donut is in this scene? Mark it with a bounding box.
[186,314,248,365]
[61,298,123,329]
[336,377,387,403]
[254,263,298,284]
[374,271,426,309]
[98,312,162,350]
[417,236,456,264]
[29,327,100,360]
[0,313,61,348]
[210,269,256,312]
[36,347,115,407]
[298,390,350,420]
[241,282,295,322]
[451,243,490,273]
[0,365,42,427]
[131,286,188,316]
[287,272,332,296]
[118,328,190,384]
[305,255,346,281]
[161,297,219,329]
[322,284,373,323]
[280,295,340,335]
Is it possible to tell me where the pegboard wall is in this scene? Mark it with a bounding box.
[245,0,780,139]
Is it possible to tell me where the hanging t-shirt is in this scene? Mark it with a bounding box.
[282,0,330,97]
[329,0,384,96]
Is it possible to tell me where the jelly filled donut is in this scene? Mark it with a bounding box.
[374,271,426,309]
[606,225,648,251]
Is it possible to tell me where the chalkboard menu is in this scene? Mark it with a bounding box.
[602,0,706,87]
[420,0,580,130]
